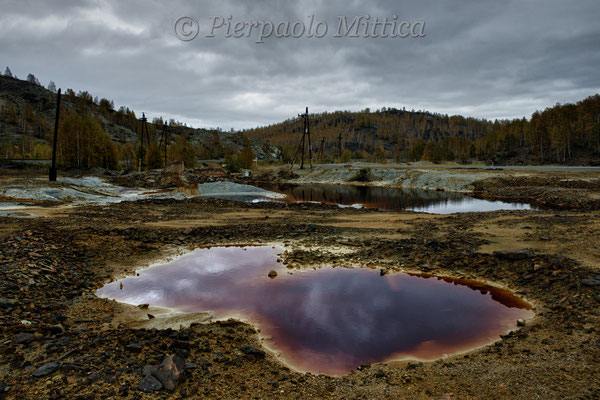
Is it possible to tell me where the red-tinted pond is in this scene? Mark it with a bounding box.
[96,246,534,376]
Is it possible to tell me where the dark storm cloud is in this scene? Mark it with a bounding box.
[1,0,598,129]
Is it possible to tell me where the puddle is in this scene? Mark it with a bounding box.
[97,246,533,376]
[260,183,534,214]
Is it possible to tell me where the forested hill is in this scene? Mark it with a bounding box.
[245,109,489,162]
[244,97,600,165]
[2,68,599,167]
[0,73,281,170]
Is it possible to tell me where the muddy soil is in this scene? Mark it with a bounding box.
[0,168,599,399]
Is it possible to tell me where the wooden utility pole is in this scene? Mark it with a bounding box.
[138,113,149,171]
[290,107,312,169]
[49,88,61,181]
[159,122,169,168]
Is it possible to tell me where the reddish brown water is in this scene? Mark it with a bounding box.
[96,246,533,376]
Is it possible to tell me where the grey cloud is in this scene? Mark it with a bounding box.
[1,0,598,129]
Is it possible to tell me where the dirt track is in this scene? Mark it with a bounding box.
[0,167,599,399]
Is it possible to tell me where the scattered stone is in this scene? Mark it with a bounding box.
[87,373,103,382]
[0,298,17,308]
[0,381,7,392]
[32,361,59,377]
[142,365,159,377]
[153,355,186,391]
[125,343,143,353]
[73,325,90,333]
[137,303,149,309]
[581,278,600,287]
[185,362,197,370]
[357,364,370,371]
[13,332,35,345]
[241,345,266,358]
[138,374,163,393]
[374,369,387,378]
[267,270,277,279]
[493,250,533,260]
[517,319,526,327]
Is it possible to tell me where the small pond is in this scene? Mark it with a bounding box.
[97,246,533,375]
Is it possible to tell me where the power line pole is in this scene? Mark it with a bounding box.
[49,88,61,181]
[290,107,312,169]
[138,113,149,171]
[159,122,169,168]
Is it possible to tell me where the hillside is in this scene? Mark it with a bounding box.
[245,98,600,165]
[2,72,599,168]
[0,74,281,168]
[245,108,489,162]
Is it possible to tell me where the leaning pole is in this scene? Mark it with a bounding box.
[49,88,61,181]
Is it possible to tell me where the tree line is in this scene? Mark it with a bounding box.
[245,97,600,164]
[2,65,599,167]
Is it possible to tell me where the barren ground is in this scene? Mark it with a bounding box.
[0,166,599,399]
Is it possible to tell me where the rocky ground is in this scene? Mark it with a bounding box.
[0,166,599,399]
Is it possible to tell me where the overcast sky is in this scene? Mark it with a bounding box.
[1,0,599,130]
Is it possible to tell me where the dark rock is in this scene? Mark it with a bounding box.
[185,362,197,370]
[267,270,277,279]
[581,278,600,287]
[73,325,90,334]
[87,373,102,382]
[153,355,185,391]
[55,336,70,346]
[60,363,82,372]
[125,343,143,353]
[32,361,59,377]
[493,250,533,260]
[0,298,17,308]
[0,381,7,392]
[142,365,159,377]
[374,369,387,378]
[14,332,35,345]
[357,363,370,371]
[138,374,163,393]
[240,345,265,358]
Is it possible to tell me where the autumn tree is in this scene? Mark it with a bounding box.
[57,110,117,169]
[145,141,163,169]
[238,136,254,168]
[169,135,196,168]
[421,141,442,163]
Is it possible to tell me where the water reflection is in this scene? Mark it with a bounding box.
[262,183,533,214]
[97,246,533,375]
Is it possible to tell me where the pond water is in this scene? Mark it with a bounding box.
[96,246,533,376]
[261,183,534,214]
